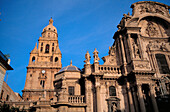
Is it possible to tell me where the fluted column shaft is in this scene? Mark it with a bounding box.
[149,84,159,112]
[132,87,139,112]
[127,83,135,112]
[137,84,146,112]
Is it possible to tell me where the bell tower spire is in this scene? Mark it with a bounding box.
[23,18,62,101]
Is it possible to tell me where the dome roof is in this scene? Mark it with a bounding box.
[42,18,57,33]
[58,60,81,73]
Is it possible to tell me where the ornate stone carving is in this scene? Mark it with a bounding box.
[146,40,169,51]
[123,12,132,21]
[138,3,165,15]
[93,48,100,63]
[84,51,91,64]
[102,46,117,65]
[135,64,150,69]
[146,21,159,37]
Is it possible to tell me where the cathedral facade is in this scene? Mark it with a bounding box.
[2,1,170,112]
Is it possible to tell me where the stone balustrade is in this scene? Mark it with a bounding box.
[38,100,50,105]
[68,95,85,104]
[98,65,121,74]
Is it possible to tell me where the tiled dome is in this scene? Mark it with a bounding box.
[58,60,81,73]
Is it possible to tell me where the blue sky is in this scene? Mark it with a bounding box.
[0,0,169,95]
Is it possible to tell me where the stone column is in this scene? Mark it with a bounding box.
[137,84,146,112]
[127,82,135,112]
[122,85,129,112]
[95,77,101,112]
[85,78,93,112]
[149,84,159,112]
[127,34,134,59]
[132,87,139,112]
[119,35,127,75]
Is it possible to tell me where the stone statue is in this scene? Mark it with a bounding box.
[84,51,91,64]
[109,46,115,56]
[112,103,117,112]
[93,48,100,63]
[123,12,132,21]
[132,42,140,59]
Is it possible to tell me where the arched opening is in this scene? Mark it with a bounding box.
[45,44,50,53]
[155,54,169,74]
[32,57,35,62]
[109,86,116,96]
[55,57,58,62]
[41,47,43,52]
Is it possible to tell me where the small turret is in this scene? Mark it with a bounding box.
[31,43,38,53]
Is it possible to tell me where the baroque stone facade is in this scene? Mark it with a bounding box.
[2,1,170,112]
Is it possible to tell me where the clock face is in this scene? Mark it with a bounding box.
[42,70,45,74]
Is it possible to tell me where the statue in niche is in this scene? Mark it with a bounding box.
[145,21,158,37]
[84,51,91,64]
[132,41,140,59]
[93,48,100,63]
[111,103,117,112]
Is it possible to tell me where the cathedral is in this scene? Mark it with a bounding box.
[1,1,170,112]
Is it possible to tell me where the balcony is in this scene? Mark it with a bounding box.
[68,95,85,104]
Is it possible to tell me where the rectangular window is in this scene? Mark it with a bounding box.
[0,90,4,99]
[6,95,9,101]
[155,54,169,74]
[40,80,45,88]
[68,86,74,95]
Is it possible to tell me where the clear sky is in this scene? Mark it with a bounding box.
[0,0,169,95]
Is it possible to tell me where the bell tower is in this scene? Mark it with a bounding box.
[22,18,62,101]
